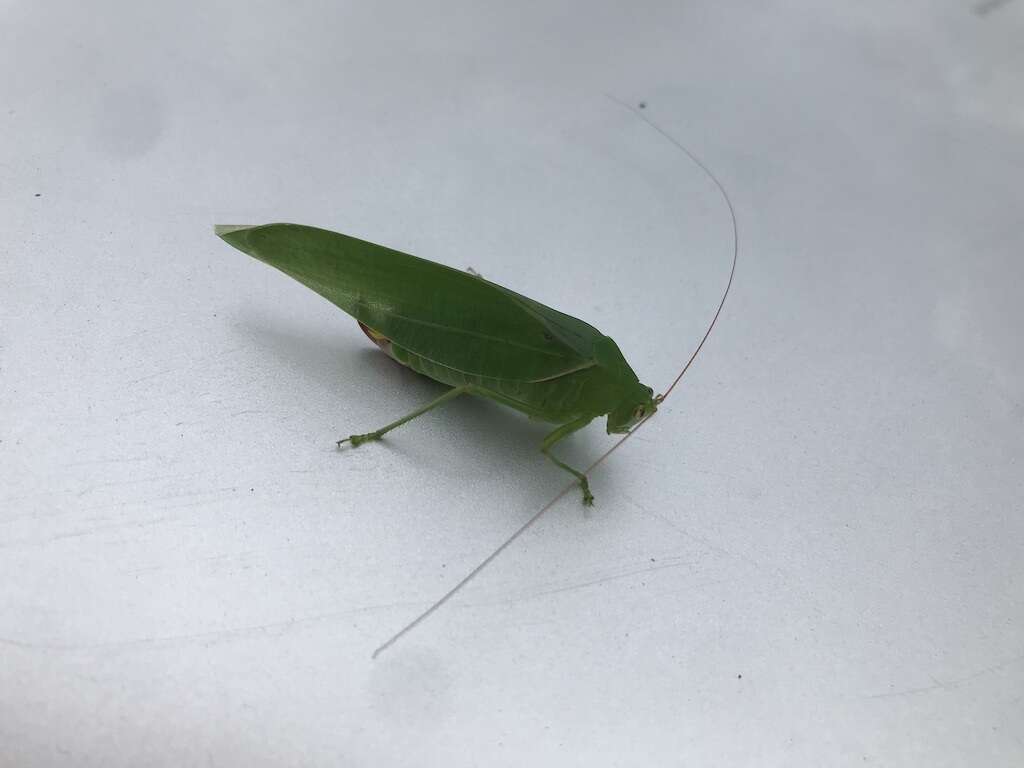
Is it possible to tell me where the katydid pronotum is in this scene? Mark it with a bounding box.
[217,102,737,657]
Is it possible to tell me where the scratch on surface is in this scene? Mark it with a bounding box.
[65,455,156,467]
[148,485,239,504]
[0,515,173,550]
[625,493,759,567]
[3,487,240,547]
[868,682,947,700]
[468,556,693,607]
[75,472,188,497]
[868,651,1024,699]
[625,495,833,621]
[124,368,174,386]
[0,600,420,655]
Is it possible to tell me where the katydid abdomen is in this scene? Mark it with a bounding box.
[360,317,635,427]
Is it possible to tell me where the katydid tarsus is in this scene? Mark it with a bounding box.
[217,101,737,657]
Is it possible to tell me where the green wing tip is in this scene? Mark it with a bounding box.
[214,224,257,237]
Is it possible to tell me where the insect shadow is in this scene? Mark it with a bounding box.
[232,311,594,489]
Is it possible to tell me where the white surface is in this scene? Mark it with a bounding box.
[2,1,1023,766]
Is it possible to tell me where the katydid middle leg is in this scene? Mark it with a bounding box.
[338,385,472,447]
[540,415,596,505]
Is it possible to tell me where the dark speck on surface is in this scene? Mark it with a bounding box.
[34,193,41,197]
[638,101,647,109]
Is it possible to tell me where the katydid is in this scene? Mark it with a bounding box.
[216,222,658,505]
[218,102,738,658]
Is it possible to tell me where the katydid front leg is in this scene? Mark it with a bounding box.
[540,416,596,505]
[338,385,472,447]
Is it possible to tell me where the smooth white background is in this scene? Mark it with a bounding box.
[2,1,1022,766]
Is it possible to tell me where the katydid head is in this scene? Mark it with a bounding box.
[606,384,657,434]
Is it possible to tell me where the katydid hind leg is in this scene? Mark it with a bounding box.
[337,385,471,448]
[540,416,596,505]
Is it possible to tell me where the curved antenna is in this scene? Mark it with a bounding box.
[372,99,739,659]
[611,98,740,402]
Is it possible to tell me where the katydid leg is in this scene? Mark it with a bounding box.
[540,416,596,505]
[338,385,472,447]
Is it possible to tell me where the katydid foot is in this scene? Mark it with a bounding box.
[578,476,595,506]
[337,432,383,448]
[540,416,596,506]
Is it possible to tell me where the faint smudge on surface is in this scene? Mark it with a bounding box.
[92,85,164,158]
[366,647,453,728]
[974,0,1015,16]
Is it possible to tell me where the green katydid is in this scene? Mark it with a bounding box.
[217,102,738,657]
[216,222,657,505]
